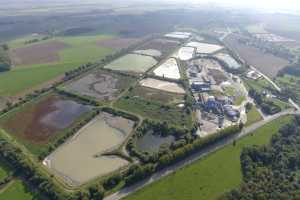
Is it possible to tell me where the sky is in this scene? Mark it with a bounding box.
[184,0,300,12]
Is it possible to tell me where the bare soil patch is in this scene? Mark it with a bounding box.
[208,69,227,84]
[136,38,180,58]
[65,70,134,101]
[96,38,140,50]
[140,78,185,94]
[224,34,289,78]
[1,94,92,143]
[9,40,69,66]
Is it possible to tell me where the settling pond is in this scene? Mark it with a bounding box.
[44,112,134,187]
[136,131,175,153]
[1,94,93,143]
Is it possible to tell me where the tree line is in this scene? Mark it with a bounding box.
[222,115,300,200]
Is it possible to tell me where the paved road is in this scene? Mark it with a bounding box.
[104,109,299,200]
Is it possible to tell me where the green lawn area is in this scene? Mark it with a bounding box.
[1,35,115,96]
[114,96,192,128]
[0,63,75,96]
[245,106,263,127]
[0,180,39,200]
[0,161,11,180]
[234,96,246,106]
[223,86,235,96]
[128,86,184,105]
[243,77,275,93]
[125,115,293,200]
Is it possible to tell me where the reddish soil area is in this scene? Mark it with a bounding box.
[96,38,140,49]
[136,38,180,58]
[9,40,69,66]
[224,34,289,78]
[1,94,92,143]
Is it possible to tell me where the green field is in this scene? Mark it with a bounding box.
[115,96,192,128]
[104,54,157,73]
[0,35,115,96]
[245,106,263,127]
[128,86,184,105]
[0,161,11,180]
[243,77,275,93]
[125,115,293,200]
[0,180,39,200]
[0,63,75,96]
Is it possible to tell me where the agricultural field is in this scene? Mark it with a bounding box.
[0,35,115,97]
[96,37,141,50]
[135,38,180,59]
[9,40,69,66]
[45,112,134,186]
[125,115,293,200]
[0,93,93,156]
[104,54,157,73]
[127,86,184,105]
[215,53,241,69]
[186,41,223,54]
[224,34,289,78]
[140,78,185,94]
[64,70,136,102]
[153,58,181,79]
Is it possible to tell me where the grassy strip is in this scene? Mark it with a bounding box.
[245,106,263,127]
[0,180,39,200]
[124,115,293,200]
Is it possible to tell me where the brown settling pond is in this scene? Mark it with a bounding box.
[1,94,93,143]
[136,131,175,153]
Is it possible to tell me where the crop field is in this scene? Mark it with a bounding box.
[0,35,115,97]
[140,78,185,94]
[153,58,181,79]
[9,40,69,66]
[215,53,241,69]
[176,47,195,61]
[186,41,223,54]
[125,115,293,200]
[45,112,134,186]
[64,70,136,101]
[96,37,140,50]
[0,63,76,96]
[224,34,289,78]
[104,54,157,73]
[127,86,184,105]
[0,93,93,156]
[135,39,180,59]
